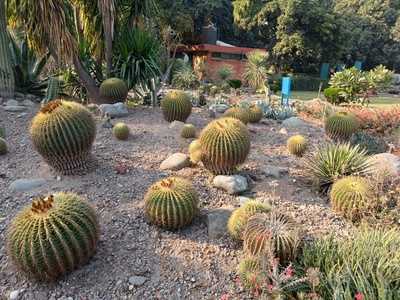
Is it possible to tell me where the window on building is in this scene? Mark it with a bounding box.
[211,52,246,61]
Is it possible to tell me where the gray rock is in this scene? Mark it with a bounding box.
[367,153,400,178]
[5,99,19,106]
[160,153,191,171]
[9,290,22,300]
[282,117,308,129]
[209,103,229,113]
[4,105,26,112]
[206,207,234,239]
[279,128,288,135]
[99,102,128,118]
[263,166,288,179]
[212,175,248,195]
[21,99,35,107]
[128,276,147,286]
[10,178,47,192]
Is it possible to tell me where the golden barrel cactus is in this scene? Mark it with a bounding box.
[325,111,359,141]
[223,107,250,124]
[248,105,263,123]
[188,139,202,164]
[161,90,192,122]
[287,135,308,157]
[181,124,196,138]
[113,122,130,140]
[99,78,128,104]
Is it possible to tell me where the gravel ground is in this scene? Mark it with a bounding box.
[0,103,352,300]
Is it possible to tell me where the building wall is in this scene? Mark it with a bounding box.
[205,55,247,81]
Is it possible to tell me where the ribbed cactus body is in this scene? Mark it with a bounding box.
[199,117,251,175]
[330,176,375,221]
[7,192,99,281]
[30,100,96,175]
[287,135,308,157]
[113,122,130,140]
[325,112,359,141]
[161,90,192,122]
[0,0,14,98]
[228,201,271,240]
[0,137,7,155]
[223,107,250,124]
[243,213,300,264]
[188,139,202,164]
[99,78,128,104]
[237,257,262,289]
[248,106,263,123]
[144,177,199,230]
[181,124,196,138]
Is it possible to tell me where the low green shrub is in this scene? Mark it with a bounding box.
[323,87,345,105]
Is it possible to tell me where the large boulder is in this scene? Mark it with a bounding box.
[99,102,129,118]
[212,175,248,195]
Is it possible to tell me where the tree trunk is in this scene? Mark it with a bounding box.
[72,54,101,102]
[99,0,114,78]
[0,0,14,98]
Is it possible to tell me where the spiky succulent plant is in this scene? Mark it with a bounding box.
[248,106,263,123]
[305,143,371,192]
[188,139,202,164]
[325,111,359,141]
[161,90,192,122]
[113,122,130,140]
[287,135,308,157]
[181,124,196,138]
[99,78,128,104]
[223,107,250,124]
[7,192,99,281]
[30,100,96,175]
[199,117,251,174]
[243,212,300,264]
[228,201,271,240]
[0,137,7,155]
[237,257,262,289]
[144,177,199,230]
[330,176,377,221]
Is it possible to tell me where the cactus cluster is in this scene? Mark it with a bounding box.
[237,257,262,289]
[30,100,96,175]
[99,78,128,104]
[248,106,263,123]
[243,212,300,264]
[228,200,271,240]
[144,177,199,230]
[330,176,376,221]
[188,139,202,164]
[7,192,99,281]
[199,117,251,174]
[287,135,308,157]
[181,124,196,138]
[0,137,7,155]
[161,90,192,122]
[223,107,250,124]
[113,122,130,140]
[325,111,359,141]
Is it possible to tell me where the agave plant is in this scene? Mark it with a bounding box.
[243,50,269,90]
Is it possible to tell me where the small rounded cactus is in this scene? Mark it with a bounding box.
[228,201,271,240]
[0,137,7,155]
[325,111,359,141]
[330,176,376,221]
[248,106,263,123]
[144,177,199,230]
[188,139,202,164]
[223,107,250,124]
[113,122,130,140]
[181,124,196,138]
[243,212,300,264]
[99,78,128,104]
[7,192,99,281]
[287,135,308,157]
[237,257,262,289]
[199,117,251,175]
[30,100,96,175]
[161,90,192,122]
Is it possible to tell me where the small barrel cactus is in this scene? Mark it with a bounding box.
[144,177,199,230]
[30,100,96,175]
[228,200,271,240]
[0,137,7,155]
[181,124,196,138]
[99,78,128,104]
[188,139,202,164]
[7,192,99,281]
[161,90,192,122]
[223,107,250,124]
[243,212,300,264]
[113,122,130,140]
[325,111,359,141]
[330,176,376,221]
[237,257,262,289]
[248,106,263,123]
[287,135,308,157]
[199,117,251,174]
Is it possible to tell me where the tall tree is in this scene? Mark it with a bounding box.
[0,0,14,98]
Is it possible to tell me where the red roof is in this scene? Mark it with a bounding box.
[178,44,266,55]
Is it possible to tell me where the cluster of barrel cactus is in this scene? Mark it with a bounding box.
[325,111,359,141]
[99,78,129,104]
[287,135,308,157]
[161,90,192,122]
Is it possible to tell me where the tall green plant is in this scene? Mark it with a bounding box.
[244,50,269,90]
[0,1,14,97]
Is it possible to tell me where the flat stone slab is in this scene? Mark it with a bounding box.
[10,178,47,192]
[4,106,26,112]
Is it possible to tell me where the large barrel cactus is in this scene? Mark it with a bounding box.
[287,135,308,157]
[243,212,300,264]
[99,78,128,104]
[161,90,192,122]
[228,200,271,240]
[199,117,251,174]
[144,177,199,230]
[7,192,99,281]
[30,100,96,175]
[248,106,263,123]
[223,107,250,124]
[325,111,359,141]
[330,176,376,221]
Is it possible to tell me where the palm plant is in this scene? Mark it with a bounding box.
[244,50,269,90]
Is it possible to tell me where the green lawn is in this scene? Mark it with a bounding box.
[277,91,400,108]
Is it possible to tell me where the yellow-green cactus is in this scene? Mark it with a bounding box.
[113,122,130,140]
[161,90,192,122]
[181,124,196,138]
[0,137,7,155]
[188,139,202,164]
[223,107,250,124]
[99,78,128,104]
[248,106,263,123]
[287,135,308,157]
[237,257,262,289]
[325,111,359,141]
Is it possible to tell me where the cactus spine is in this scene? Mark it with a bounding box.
[144,177,199,230]
[30,100,96,175]
[181,124,196,138]
[287,135,308,157]
[161,90,192,122]
[99,78,129,104]
[199,117,251,175]
[113,122,130,140]
[325,111,359,141]
[7,193,99,281]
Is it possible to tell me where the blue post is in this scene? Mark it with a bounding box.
[354,61,363,70]
[320,63,330,81]
[281,77,291,107]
